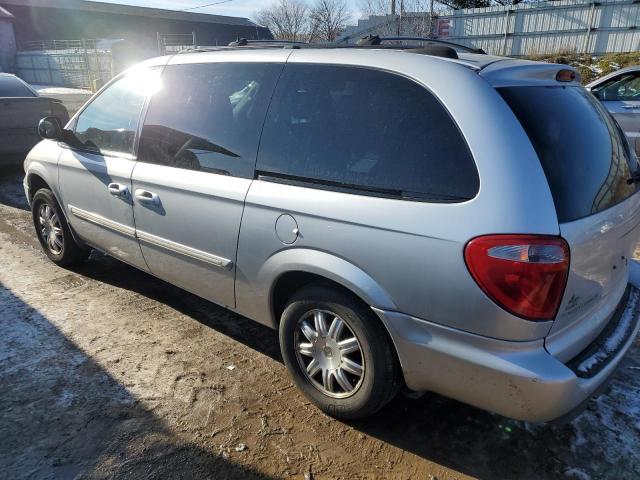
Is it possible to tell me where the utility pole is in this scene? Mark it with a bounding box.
[391,0,396,15]
[429,0,435,38]
[396,0,403,36]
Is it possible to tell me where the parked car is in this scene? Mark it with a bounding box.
[23,39,640,422]
[0,73,69,164]
[587,66,640,157]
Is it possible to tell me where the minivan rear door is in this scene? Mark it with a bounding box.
[499,85,640,359]
[131,60,283,308]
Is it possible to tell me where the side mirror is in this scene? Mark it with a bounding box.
[38,116,64,140]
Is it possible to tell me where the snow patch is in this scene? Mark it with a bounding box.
[577,287,639,374]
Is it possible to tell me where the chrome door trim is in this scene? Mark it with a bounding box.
[69,205,232,269]
[136,229,233,270]
[69,205,136,238]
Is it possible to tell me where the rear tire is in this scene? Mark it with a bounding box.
[279,284,400,419]
[31,188,90,267]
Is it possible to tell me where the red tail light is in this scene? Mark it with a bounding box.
[464,235,570,321]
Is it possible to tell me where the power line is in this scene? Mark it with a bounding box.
[182,0,237,12]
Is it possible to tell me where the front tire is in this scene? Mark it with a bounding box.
[31,188,90,266]
[279,285,400,419]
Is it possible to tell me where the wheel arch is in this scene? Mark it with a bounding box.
[26,169,86,248]
[26,171,51,203]
[265,253,406,392]
[263,249,396,325]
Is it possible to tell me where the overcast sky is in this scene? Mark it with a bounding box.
[102,0,365,23]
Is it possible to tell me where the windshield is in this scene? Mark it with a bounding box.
[498,86,638,223]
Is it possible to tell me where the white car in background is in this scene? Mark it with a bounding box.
[588,66,640,157]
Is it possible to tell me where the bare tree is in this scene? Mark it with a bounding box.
[255,0,310,41]
[359,0,391,15]
[309,0,351,42]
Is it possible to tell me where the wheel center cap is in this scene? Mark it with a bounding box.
[323,346,333,358]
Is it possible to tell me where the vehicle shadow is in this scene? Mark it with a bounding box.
[0,281,276,479]
[0,166,29,211]
[71,252,283,363]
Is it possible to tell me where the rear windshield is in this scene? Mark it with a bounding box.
[498,86,638,223]
[0,76,35,97]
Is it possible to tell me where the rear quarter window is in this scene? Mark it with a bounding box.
[0,76,36,97]
[498,86,637,223]
[256,64,479,202]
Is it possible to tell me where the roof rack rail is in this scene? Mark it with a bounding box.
[228,38,308,47]
[178,46,232,53]
[357,35,486,54]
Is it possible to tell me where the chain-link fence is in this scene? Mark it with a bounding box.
[16,39,112,91]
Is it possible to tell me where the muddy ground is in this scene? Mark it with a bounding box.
[0,167,639,480]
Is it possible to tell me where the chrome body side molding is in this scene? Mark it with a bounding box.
[136,229,233,270]
[69,205,136,238]
[69,205,232,270]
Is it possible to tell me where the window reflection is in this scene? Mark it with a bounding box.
[137,63,281,178]
[74,67,160,155]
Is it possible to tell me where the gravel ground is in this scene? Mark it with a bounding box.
[1,167,639,480]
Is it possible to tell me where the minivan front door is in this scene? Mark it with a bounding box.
[59,149,147,270]
[130,60,283,307]
[58,68,159,271]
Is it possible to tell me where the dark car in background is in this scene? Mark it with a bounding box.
[0,73,69,164]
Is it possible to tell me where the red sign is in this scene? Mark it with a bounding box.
[437,18,451,37]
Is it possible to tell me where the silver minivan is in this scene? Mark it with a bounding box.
[24,39,640,422]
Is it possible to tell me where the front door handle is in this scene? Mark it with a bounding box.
[622,105,640,109]
[108,183,129,197]
[135,189,160,206]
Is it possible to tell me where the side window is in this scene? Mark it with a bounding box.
[74,68,158,155]
[595,72,640,101]
[256,64,479,201]
[137,62,282,178]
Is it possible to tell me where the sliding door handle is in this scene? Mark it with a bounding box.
[108,183,129,197]
[135,189,160,206]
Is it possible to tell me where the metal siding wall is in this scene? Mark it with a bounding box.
[339,0,640,55]
[446,0,640,55]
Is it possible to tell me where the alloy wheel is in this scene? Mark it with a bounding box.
[294,309,365,398]
[38,203,63,255]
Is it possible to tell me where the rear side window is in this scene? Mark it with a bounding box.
[137,62,282,178]
[0,76,35,97]
[256,64,478,202]
[499,86,637,223]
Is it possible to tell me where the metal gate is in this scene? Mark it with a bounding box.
[16,39,112,91]
[157,32,197,55]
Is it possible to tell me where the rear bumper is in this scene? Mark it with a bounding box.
[373,284,640,422]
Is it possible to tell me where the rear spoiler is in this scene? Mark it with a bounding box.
[479,59,581,87]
